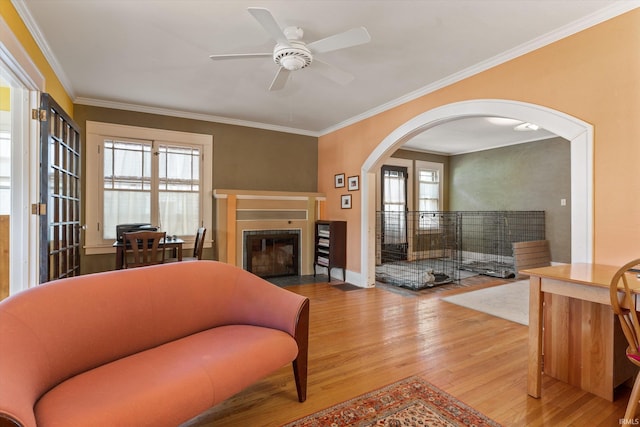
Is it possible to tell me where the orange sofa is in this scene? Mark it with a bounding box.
[0,261,309,427]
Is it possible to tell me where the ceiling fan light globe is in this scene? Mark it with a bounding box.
[281,56,305,71]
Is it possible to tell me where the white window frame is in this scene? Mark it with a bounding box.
[415,160,443,231]
[85,121,212,254]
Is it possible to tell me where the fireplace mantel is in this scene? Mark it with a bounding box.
[213,189,325,275]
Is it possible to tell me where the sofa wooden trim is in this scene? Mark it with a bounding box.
[293,298,310,402]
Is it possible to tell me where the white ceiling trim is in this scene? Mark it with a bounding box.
[10,0,74,97]
[319,1,640,136]
[74,97,319,136]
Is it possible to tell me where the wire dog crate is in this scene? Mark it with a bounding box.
[375,211,545,290]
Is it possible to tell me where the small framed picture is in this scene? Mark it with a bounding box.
[335,173,345,188]
[341,194,352,209]
[348,175,359,191]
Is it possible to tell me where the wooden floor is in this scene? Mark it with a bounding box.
[183,277,632,427]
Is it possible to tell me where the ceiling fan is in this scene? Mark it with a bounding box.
[209,7,371,91]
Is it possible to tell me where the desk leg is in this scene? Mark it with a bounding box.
[116,246,124,270]
[528,275,543,398]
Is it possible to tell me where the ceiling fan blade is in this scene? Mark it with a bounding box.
[247,7,290,47]
[312,59,354,86]
[269,67,290,91]
[209,53,272,60]
[307,27,371,54]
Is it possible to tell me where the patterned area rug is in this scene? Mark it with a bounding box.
[282,376,502,427]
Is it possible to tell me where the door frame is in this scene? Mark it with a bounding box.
[360,99,593,287]
[1,16,45,293]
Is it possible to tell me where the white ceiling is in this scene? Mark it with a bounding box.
[12,1,636,153]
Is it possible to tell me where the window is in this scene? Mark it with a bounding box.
[416,161,443,229]
[85,122,212,253]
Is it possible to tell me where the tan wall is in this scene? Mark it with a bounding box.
[73,105,318,274]
[318,9,640,274]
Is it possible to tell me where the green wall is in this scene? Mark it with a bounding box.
[449,136,571,262]
[74,105,318,273]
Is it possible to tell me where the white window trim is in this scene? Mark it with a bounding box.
[85,121,213,255]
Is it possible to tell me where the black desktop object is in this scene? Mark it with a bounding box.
[116,223,159,242]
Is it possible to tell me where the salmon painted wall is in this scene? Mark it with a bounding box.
[1,0,73,115]
[319,9,640,273]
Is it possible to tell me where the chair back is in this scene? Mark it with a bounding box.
[512,240,551,279]
[192,227,206,260]
[610,258,640,363]
[123,231,166,268]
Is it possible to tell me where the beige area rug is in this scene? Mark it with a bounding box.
[282,376,501,427]
[441,280,529,325]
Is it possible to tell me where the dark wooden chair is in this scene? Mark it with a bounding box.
[122,231,166,268]
[167,227,206,262]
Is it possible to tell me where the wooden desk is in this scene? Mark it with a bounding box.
[113,238,184,270]
[524,263,639,401]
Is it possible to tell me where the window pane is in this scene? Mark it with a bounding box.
[158,144,200,235]
[160,192,199,236]
[104,140,151,190]
[419,169,438,182]
[417,165,442,229]
[384,177,405,204]
[103,140,152,239]
[383,209,405,244]
[103,190,151,239]
[420,182,439,199]
[419,199,438,211]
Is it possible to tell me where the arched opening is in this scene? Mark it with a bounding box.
[360,99,593,287]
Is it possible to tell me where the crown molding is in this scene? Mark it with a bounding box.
[319,2,640,136]
[10,0,75,98]
[74,97,319,137]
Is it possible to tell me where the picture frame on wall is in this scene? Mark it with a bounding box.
[341,194,352,209]
[348,175,359,191]
[335,173,345,188]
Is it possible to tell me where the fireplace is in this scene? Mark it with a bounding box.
[244,230,300,278]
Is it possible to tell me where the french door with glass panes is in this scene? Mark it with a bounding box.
[38,94,82,283]
[380,165,408,262]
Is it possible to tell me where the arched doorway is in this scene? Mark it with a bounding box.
[360,99,592,286]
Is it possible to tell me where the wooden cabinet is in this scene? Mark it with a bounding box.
[314,220,346,281]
